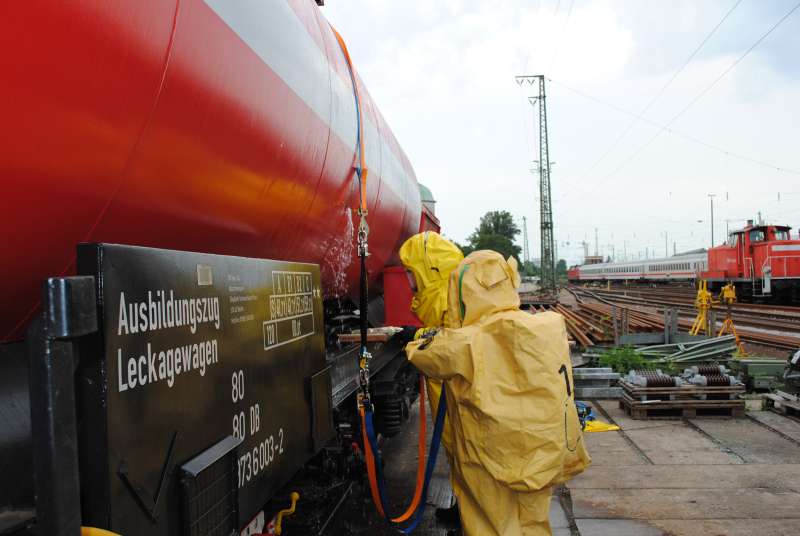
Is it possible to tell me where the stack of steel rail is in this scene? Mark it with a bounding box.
[550,303,600,348]
[634,336,737,364]
[579,302,663,331]
[530,301,670,346]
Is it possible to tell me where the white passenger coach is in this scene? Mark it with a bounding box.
[568,252,708,282]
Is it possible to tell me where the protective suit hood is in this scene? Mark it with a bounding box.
[444,250,521,328]
[399,232,464,327]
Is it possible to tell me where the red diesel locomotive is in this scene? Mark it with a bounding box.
[703,221,800,301]
[568,220,800,302]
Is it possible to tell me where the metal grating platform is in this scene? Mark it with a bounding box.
[180,436,241,536]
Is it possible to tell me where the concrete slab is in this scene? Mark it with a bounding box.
[573,371,619,382]
[563,395,800,536]
[376,402,456,534]
[577,518,666,536]
[571,488,800,520]
[650,519,800,536]
[581,428,648,466]
[549,496,570,529]
[747,410,800,443]
[625,421,743,465]
[569,464,800,492]
[425,459,455,510]
[382,403,454,511]
[594,399,669,431]
[575,387,622,398]
[689,417,800,464]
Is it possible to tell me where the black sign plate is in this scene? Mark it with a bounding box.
[76,244,330,534]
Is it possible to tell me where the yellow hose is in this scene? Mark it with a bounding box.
[275,491,300,535]
[81,528,122,536]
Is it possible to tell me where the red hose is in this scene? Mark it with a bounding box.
[360,375,428,522]
[360,405,385,518]
[391,375,426,523]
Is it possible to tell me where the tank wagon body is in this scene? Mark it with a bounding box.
[1,0,423,343]
[0,1,434,534]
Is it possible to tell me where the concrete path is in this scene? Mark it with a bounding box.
[570,400,800,535]
[330,398,800,535]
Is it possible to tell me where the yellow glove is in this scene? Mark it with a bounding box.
[413,327,439,340]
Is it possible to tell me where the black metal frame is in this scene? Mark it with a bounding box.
[26,276,97,536]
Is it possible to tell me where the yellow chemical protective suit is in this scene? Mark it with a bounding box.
[399,232,464,453]
[406,251,591,536]
[399,232,464,328]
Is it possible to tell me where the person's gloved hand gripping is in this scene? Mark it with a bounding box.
[405,328,473,382]
[397,326,439,345]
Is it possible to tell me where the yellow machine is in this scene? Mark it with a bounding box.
[717,283,747,356]
[689,280,715,336]
[690,281,747,356]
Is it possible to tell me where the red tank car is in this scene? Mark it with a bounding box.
[0,0,424,341]
[703,221,800,301]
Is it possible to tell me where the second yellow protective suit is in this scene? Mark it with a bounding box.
[398,231,464,327]
[406,250,591,535]
[399,231,464,456]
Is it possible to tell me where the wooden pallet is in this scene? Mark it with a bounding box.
[620,380,744,402]
[619,393,745,419]
[764,393,800,418]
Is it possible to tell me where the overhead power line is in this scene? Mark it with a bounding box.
[552,0,562,19]
[548,0,575,74]
[672,1,800,123]
[563,0,800,201]
[549,77,800,176]
[519,0,546,74]
[566,0,744,192]
[641,0,744,118]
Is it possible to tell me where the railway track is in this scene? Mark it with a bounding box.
[575,289,800,333]
[584,286,800,319]
[563,285,800,351]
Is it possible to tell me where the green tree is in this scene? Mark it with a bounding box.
[453,241,474,257]
[555,259,569,282]
[521,260,540,277]
[465,211,522,261]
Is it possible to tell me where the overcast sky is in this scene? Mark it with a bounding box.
[322,0,800,265]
